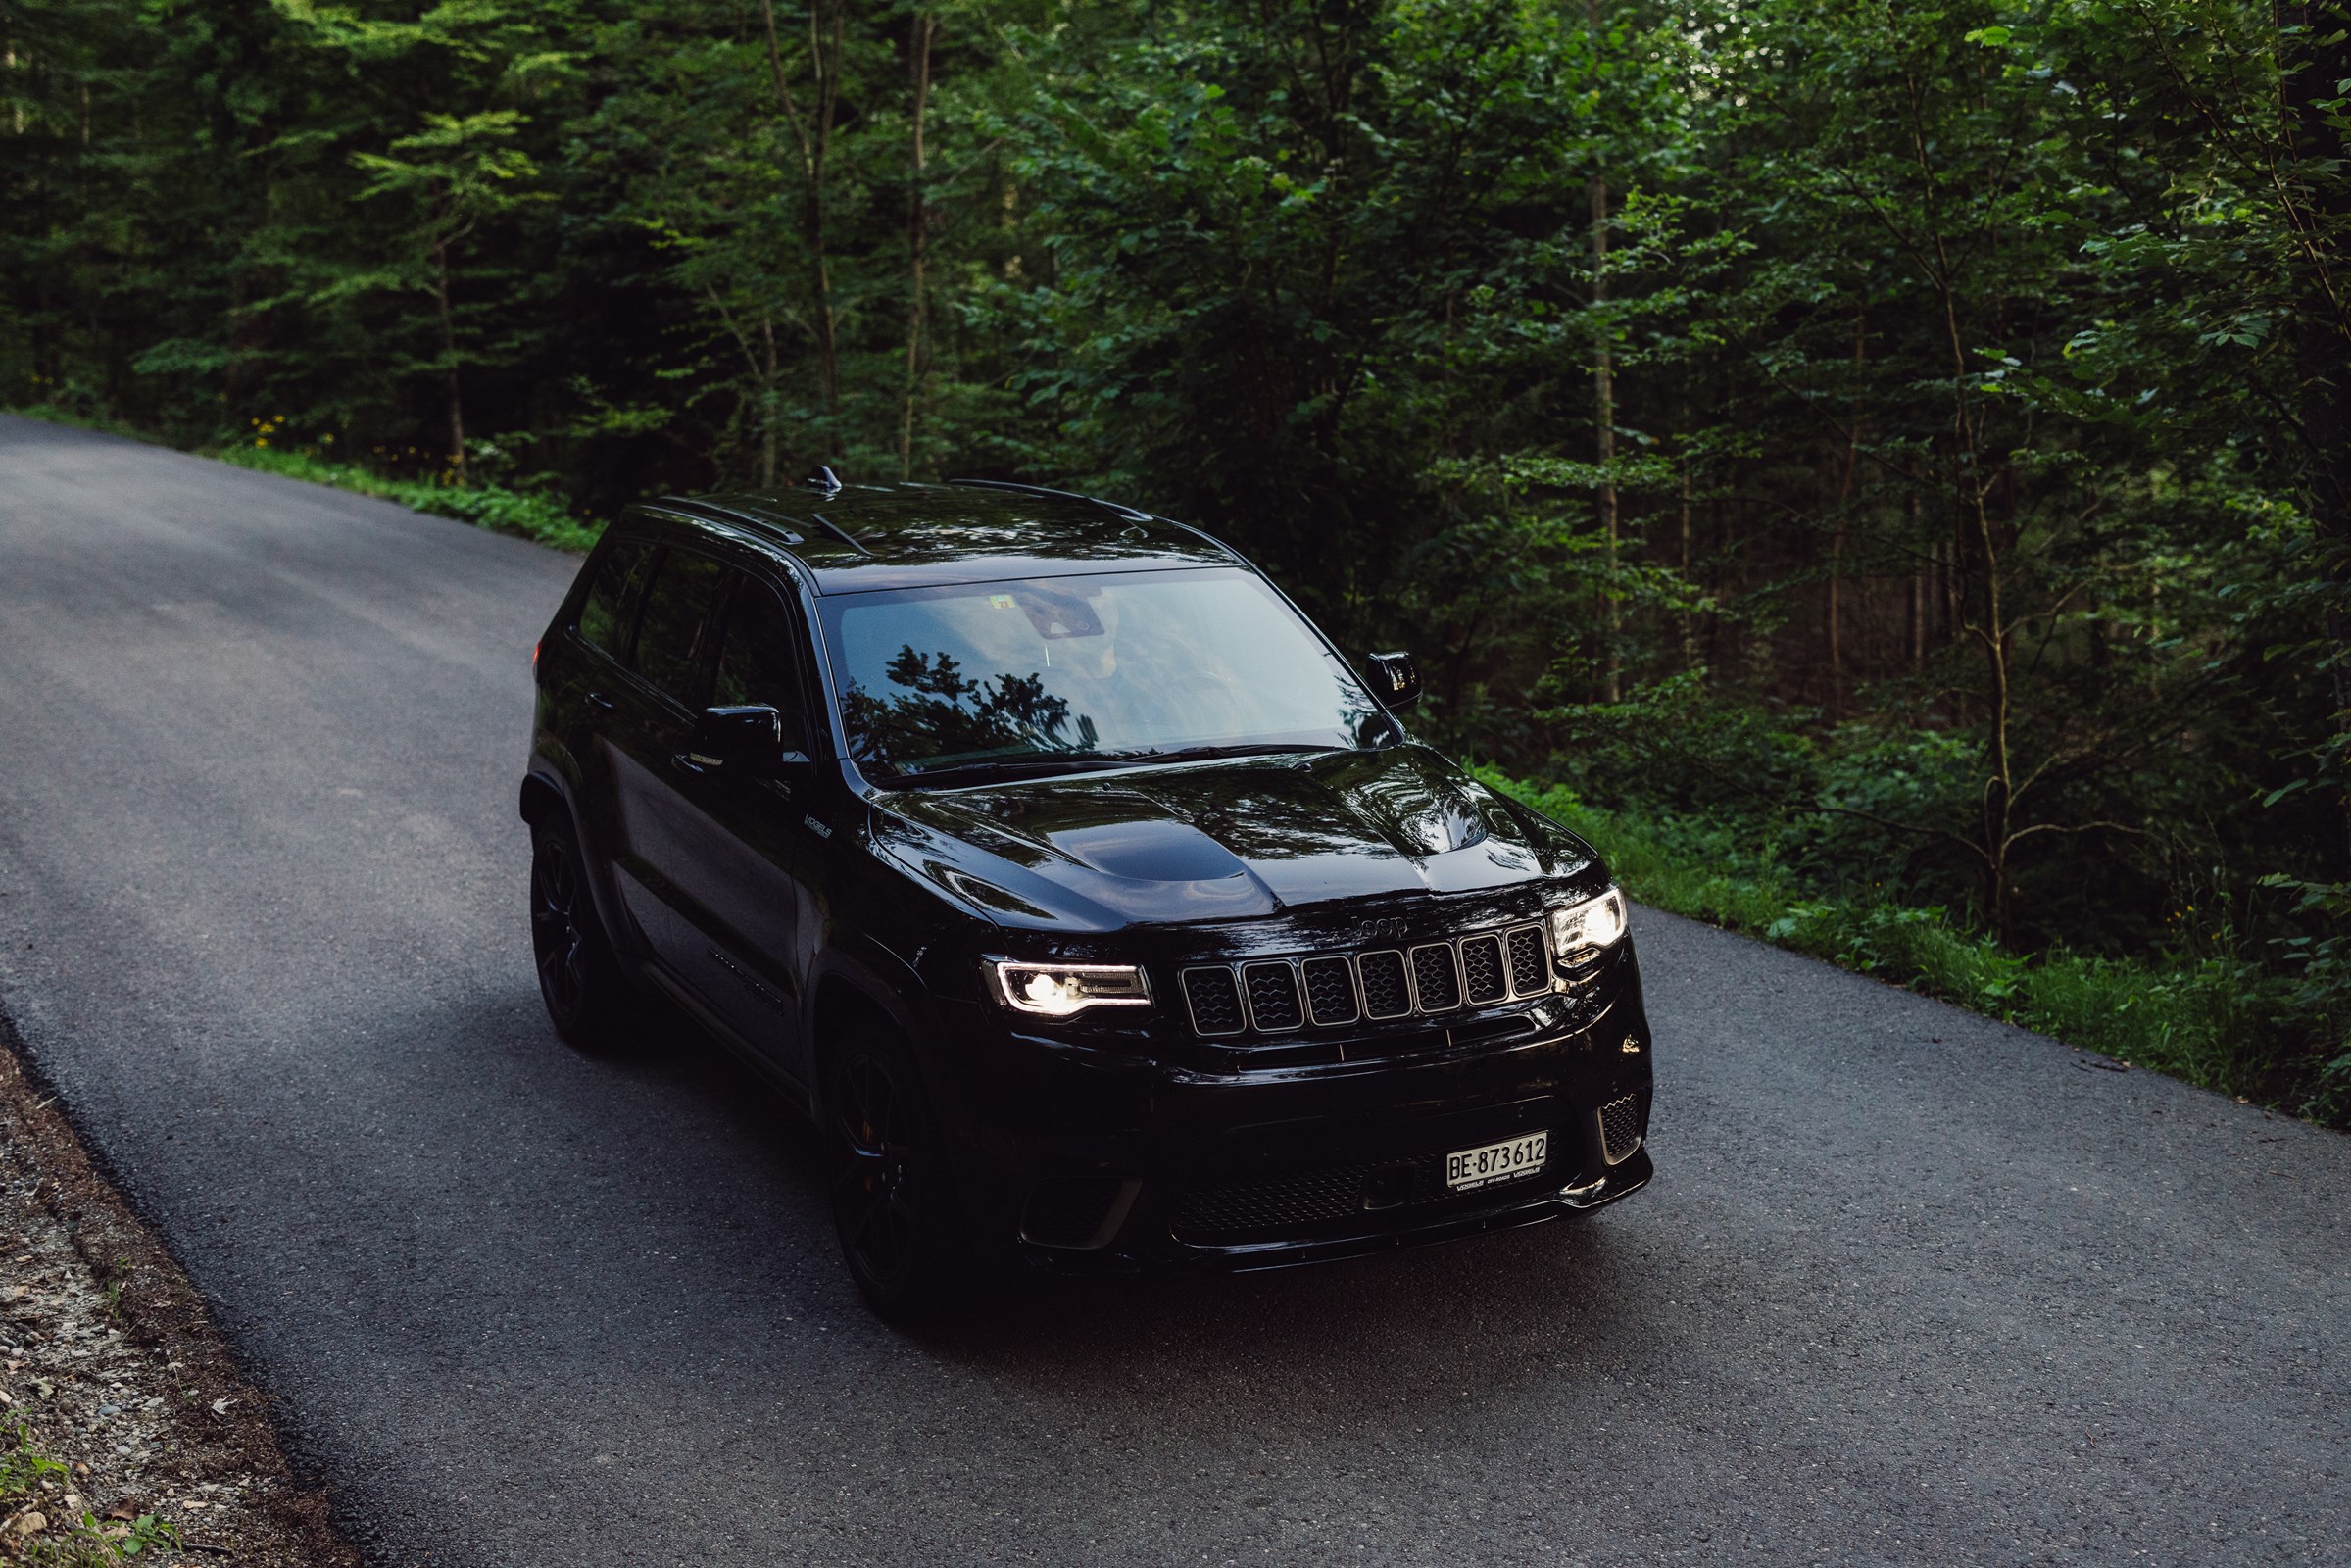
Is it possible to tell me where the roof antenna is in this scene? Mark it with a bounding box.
[806,465,843,495]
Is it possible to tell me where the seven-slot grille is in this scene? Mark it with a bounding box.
[1179,921,1551,1040]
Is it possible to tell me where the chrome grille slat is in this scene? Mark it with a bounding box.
[1180,966,1246,1036]
[1242,960,1303,1033]
[1459,934,1507,1004]
[1356,950,1411,1019]
[1504,923,1549,997]
[1299,956,1359,1027]
[1409,943,1462,1012]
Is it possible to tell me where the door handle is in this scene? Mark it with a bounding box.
[669,753,710,775]
[585,690,615,712]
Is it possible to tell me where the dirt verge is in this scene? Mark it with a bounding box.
[0,1009,359,1566]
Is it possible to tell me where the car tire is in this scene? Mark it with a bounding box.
[824,1023,964,1323]
[528,820,638,1054]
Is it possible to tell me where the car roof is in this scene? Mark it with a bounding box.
[645,480,1239,595]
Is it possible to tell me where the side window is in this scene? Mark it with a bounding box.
[710,580,811,748]
[631,548,727,705]
[576,539,656,658]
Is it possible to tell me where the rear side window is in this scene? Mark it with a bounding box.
[710,581,811,748]
[577,539,656,657]
[632,548,727,704]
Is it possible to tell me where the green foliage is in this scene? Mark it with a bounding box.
[214,443,599,553]
[1478,766,2341,1121]
[7,0,2350,1114]
[0,1414,180,1564]
[0,1417,71,1498]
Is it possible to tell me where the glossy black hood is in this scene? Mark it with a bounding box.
[870,745,1601,933]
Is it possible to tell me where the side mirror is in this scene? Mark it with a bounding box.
[690,705,807,777]
[1366,651,1423,710]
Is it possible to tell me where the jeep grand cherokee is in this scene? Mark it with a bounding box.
[520,475,1654,1319]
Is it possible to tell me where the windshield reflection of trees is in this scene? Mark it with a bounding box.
[840,647,1098,772]
[835,572,1393,783]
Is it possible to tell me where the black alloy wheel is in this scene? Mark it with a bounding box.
[827,1028,958,1321]
[528,822,633,1054]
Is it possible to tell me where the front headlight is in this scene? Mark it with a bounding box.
[990,959,1153,1017]
[1547,886,1629,967]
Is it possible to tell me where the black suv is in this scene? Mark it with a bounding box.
[521,477,1654,1317]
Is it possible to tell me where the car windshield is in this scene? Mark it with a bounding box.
[818,567,1391,783]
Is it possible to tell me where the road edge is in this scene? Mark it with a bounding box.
[0,1001,364,1567]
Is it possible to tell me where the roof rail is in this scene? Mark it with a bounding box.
[651,495,804,545]
[946,476,1151,524]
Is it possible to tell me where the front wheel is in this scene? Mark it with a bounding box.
[826,1026,964,1323]
[528,821,637,1054]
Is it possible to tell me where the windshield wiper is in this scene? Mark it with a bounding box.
[880,743,1354,789]
[880,756,1131,789]
[1104,743,1351,765]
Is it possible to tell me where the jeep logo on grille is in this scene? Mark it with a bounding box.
[1352,916,1409,946]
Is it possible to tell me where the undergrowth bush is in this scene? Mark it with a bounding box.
[1478,766,2342,1123]
[213,446,601,553]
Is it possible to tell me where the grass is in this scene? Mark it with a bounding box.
[4,402,161,446]
[1477,766,2341,1123]
[7,402,604,553]
[213,445,602,552]
[0,1417,178,1564]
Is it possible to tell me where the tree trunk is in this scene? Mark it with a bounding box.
[1908,549,1925,669]
[1680,461,1696,670]
[1591,170,1618,703]
[759,310,780,487]
[2284,3,2351,865]
[1829,311,1865,713]
[433,237,464,480]
[760,0,843,444]
[901,12,935,480]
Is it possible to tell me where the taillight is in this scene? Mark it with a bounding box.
[531,639,540,671]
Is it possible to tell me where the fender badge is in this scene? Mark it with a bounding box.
[1621,1034,1642,1054]
[804,815,833,840]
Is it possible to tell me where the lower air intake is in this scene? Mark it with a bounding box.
[1021,1177,1128,1249]
[1173,1159,1443,1243]
[1598,1093,1643,1164]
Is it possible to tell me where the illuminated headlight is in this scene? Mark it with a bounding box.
[990,960,1152,1017]
[1546,886,1629,967]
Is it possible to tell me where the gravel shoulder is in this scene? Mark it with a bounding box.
[0,1007,356,1566]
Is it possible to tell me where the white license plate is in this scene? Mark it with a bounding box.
[1445,1130,1547,1192]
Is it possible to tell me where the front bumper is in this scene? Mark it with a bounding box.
[926,956,1656,1275]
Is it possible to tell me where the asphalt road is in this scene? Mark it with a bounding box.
[0,414,2344,1566]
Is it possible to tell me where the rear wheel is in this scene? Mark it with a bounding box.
[826,1025,963,1323]
[528,821,636,1054]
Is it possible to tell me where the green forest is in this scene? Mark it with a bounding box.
[6,0,2349,1119]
